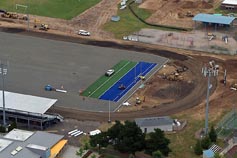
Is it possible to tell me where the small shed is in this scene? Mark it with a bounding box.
[111,15,120,22]
[221,0,237,10]
[203,149,214,158]
[135,116,173,133]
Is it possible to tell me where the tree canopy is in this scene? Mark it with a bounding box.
[209,126,217,143]
[89,121,171,157]
[145,128,171,156]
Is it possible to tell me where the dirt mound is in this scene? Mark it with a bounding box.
[181,1,213,9]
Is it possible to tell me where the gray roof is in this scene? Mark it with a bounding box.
[135,116,173,127]
[193,13,235,25]
[27,131,64,148]
[0,129,64,158]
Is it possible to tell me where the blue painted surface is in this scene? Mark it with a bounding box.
[99,62,157,102]
[193,13,235,25]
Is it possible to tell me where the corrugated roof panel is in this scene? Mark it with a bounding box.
[193,13,235,25]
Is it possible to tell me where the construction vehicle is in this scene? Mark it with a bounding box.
[33,19,49,31]
[1,12,18,19]
[186,11,194,17]
[39,24,49,31]
[230,83,237,91]
[19,15,28,21]
[207,33,216,41]
[136,97,141,104]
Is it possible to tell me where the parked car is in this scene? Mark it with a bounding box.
[105,69,115,76]
[78,30,90,36]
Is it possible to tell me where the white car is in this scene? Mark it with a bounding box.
[105,69,115,76]
[78,30,90,36]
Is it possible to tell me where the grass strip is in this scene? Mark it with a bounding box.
[82,60,130,97]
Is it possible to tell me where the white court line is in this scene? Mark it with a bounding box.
[113,63,156,102]
[88,61,131,97]
[98,63,139,99]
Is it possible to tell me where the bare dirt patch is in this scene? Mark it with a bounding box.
[120,60,196,112]
[139,0,222,28]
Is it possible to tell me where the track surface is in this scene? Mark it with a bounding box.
[0,28,210,121]
[0,30,167,112]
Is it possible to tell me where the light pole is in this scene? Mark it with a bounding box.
[0,63,8,127]
[202,64,218,135]
[108,100,111,123]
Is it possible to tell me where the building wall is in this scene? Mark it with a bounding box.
[141,125,173,133]
[221,4,237,10]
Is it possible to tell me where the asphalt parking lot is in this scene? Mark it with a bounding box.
[0,32,168,112]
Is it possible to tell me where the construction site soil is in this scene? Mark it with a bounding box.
[1,0,237,122]
[1,26,236,122]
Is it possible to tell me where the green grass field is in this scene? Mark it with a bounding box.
[81,60,137,98]
[0,0,101,19]
[103,1,155,39]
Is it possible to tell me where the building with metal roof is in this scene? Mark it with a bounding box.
[0,91,57,114]
[221,0,237,10]
[0,91,63,130]
[193,13,235,25]
[135,116,173,133]
[0,129,67,158]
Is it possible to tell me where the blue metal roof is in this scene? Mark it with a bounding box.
[203,149,214,158]
[193,13,235,25]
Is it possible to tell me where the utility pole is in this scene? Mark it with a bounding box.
[0,62,8,127]
[202,62,218,135]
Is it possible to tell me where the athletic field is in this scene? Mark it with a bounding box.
[81,60,157,102]
[0,0,101,19]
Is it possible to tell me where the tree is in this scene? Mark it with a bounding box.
[112,121,145,156]
[214,153,226,158]
[194,140,202,155]
[89,132,109,150]
[152,150,163,158]
[107,120,123,141]
[145,128,171,156]
[201,136,211,149]
[76,148,84,156]
[209,126,217,142]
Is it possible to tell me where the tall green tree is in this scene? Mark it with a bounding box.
[90,132,109,150]
[201,136,211,150]
[194,140,202,155]
[145,128,171,156]
[152,150,163,158]
[112,121,145,156]
[209,126,217,142]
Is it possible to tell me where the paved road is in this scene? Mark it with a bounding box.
[0,32,168,112]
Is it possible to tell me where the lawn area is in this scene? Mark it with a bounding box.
[103,1,155,39]
[0,0,101,19]
[166,114,204,158]
[166,109,230,158]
